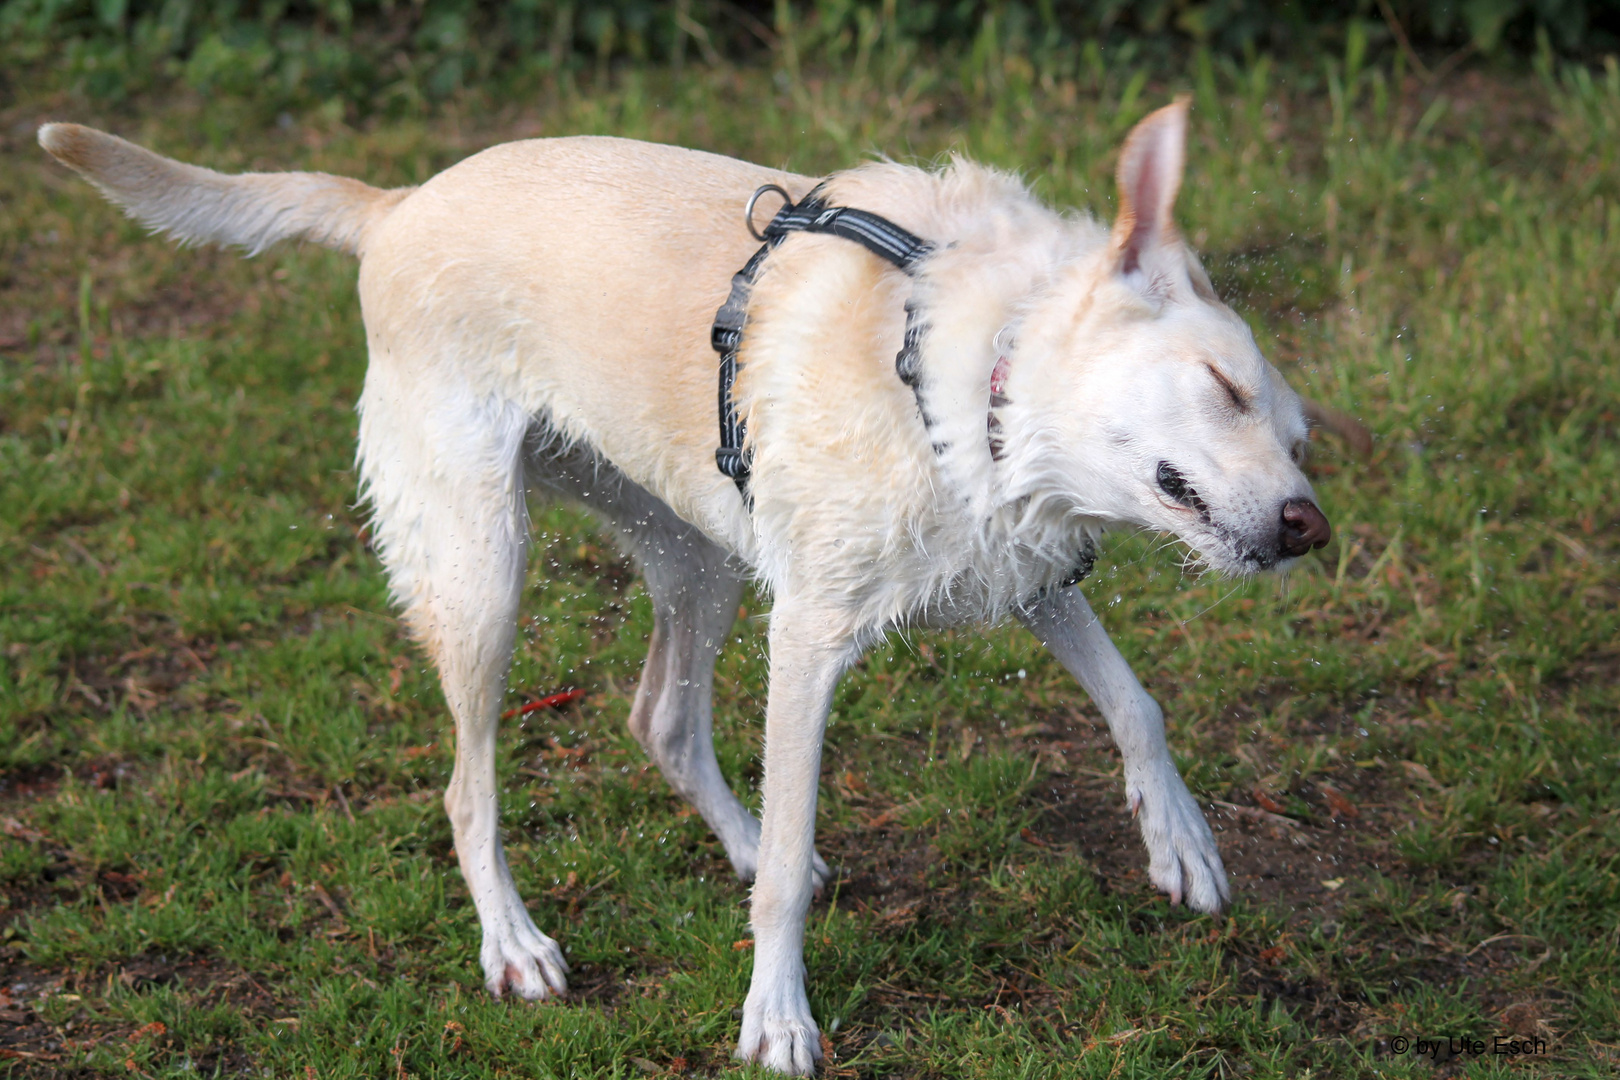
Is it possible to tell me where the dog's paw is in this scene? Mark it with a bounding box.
[480,904,570,1001]
[735,988,822,1076]
[810,851,832,895]
[1126,763,1230,914]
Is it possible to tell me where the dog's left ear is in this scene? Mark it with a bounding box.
[1110,97,1190,285]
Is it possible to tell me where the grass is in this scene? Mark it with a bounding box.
[1,39,1618,1079]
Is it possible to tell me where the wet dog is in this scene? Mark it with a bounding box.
[40,100,1329,1075]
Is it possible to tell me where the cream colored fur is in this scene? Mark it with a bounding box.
[40,102,1328,1075]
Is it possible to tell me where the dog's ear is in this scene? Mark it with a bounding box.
[1110,97,1190,285]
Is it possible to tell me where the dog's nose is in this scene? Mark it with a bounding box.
[1278,499,1331,557]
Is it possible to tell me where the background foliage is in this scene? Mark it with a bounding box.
[3,0,1619,111]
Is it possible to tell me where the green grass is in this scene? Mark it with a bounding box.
[2,41,1618,1079]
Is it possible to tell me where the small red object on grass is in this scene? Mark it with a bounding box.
[500,687,587,721]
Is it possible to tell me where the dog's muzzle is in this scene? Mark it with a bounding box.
[1278,499,1331,558]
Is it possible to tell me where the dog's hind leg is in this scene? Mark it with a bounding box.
[358,369,567,1001]
[621,519,761,875]
[529,447,827,887]
[1018,586,1230,913]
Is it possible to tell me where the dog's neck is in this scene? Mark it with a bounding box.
[782,159,1112,608]
[903,291,1101,595]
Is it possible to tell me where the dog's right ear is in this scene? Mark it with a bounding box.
[1110,98,1191,290]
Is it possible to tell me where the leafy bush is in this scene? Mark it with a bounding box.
[2,0,1616,110]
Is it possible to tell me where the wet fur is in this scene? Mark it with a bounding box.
[40,103,1323,1075]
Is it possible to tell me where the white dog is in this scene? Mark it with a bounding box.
[40,100,1329,1075]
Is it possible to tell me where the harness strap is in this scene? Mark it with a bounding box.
[773,202,934,270]
[711,186,1096,587]
[713,189,932,499]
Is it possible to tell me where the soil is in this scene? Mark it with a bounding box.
[0,948,280,1077]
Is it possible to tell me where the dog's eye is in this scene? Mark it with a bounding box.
[1206,364,1249,411]
[1290,441,1308,466]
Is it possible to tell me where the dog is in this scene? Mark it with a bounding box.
[40,99,1330,1075]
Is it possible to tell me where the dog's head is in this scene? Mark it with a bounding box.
[1011,99,1329,576]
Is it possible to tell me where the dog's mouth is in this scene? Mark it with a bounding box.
[1155,462,1209,522]
[1176,525,1286,577]
[1154,462,1309,576]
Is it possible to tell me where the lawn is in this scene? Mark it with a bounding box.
[1,39,1618,1079]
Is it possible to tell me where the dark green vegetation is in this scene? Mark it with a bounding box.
[5,0,1617,112]
[3,36,1619,1080]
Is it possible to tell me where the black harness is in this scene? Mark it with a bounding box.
[711,184,932,498]
[709,184,1096,588]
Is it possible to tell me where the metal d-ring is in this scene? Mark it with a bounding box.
[745,183,793,241]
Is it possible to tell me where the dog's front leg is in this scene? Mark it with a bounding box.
[735,600,856,1076]
[1018,587,1230,912]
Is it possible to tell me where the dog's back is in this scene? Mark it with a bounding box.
[353,136,806,551]
[37,126,812,554]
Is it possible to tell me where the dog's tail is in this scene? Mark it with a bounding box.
[38,123,411,257]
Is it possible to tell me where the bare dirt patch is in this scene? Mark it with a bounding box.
[0,949,279,1077]
[1009,701,1400,919]
[802,693,1571,1069]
